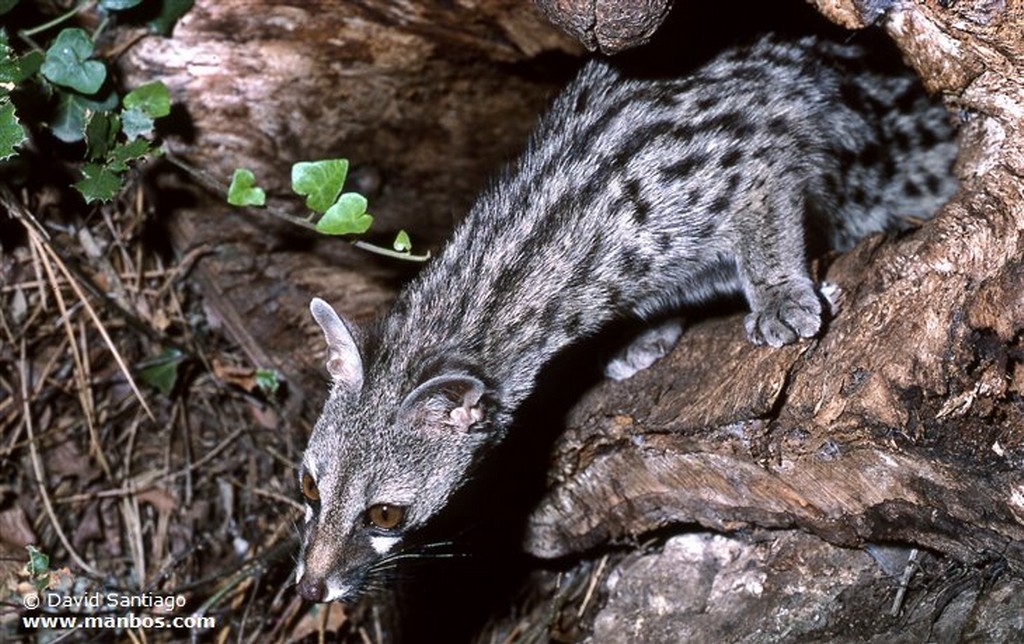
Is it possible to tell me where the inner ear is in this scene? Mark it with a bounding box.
[309,298,363,393]
[399,373,490,432]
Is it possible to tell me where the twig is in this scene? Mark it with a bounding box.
[19,339,102,577]
[577,554,608,619]
[891,548,920,616]
[18,0,97,40]
[28,229,113,475]
[2,187,156,421]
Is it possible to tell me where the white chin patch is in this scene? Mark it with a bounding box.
[323,583,351,603]
[370,535,401,555]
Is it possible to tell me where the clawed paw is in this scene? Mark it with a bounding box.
[744,286,823,347]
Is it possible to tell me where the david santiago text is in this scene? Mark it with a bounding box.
[42,592,186,611]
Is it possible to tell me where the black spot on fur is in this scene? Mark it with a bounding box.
[857,143,882,167]
[624,178,651,225]
[574,88,590,114]
[661,154,707,179]
[903,179,922,197]
[851,185,866,205]
[719,149,743,169]
[917,122,939,148]
[893,129,911,152]
[711,194,731,214]
[696,95,719,111]
[704,111,743,133]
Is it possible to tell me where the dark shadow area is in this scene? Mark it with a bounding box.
[392,325,609,643]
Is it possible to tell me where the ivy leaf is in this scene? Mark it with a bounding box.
[291,159,348,214]
[106,138,151,172]
[41,29,107,95]
[120,81,170,141]
[50,90,118,143]
[121,106,153,140]
[254,368,280,396]
[100,0,143,9]
[14,50,43,82]
[393,230,411,253]
[0,100,26,161]
[75,163,122,203]
[227,168,266,207]
[0,33,19,84]
[124,81,171,118]
[139,348,184,396]
[84,111,120,161]
[149,0,194,36]
[26,545,52,592]
[26,545,49,576]
[50,92,88,142]
[316,192,373,235]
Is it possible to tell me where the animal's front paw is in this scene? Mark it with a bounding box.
[744,283,822,348]
[605,319,684,381]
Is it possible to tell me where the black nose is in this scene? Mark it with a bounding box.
[296,575,327,602]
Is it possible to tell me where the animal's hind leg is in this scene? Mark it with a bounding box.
[604,319,684,381]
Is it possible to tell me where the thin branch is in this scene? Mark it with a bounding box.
[164,151,432,262]
[19,339,102,578]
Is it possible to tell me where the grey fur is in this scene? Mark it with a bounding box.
[296,35,957,602]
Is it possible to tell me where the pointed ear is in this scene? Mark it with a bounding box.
[399,373,491,432]
[309,298,363,392]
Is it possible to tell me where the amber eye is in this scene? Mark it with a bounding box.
[300,473,319,502]
[366,504,405,530]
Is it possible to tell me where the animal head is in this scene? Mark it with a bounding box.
[295,298,500,602]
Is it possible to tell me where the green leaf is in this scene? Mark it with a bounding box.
[51,92,88,142]
[106,138,151,172]
[85,111,120,161]
[138,348,184,396]
[124,81,171,118]
[227,168,266,207]
[120,106,153,140]
[0,33,18,84]
[254,368,280,396]
[26,545,49,576]
[0,0,19,17]
[0,100,26,161]
[291,159,348,214]
[393,229,411,253]
[14,50,43,82]
[316,192,373,236]
[50,90,118,143]
[149,0,194,36]
[100,0,144,9]
[75,163,122,203]
[41,29,107,95]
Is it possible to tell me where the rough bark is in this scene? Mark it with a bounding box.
[533,0,675,53]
